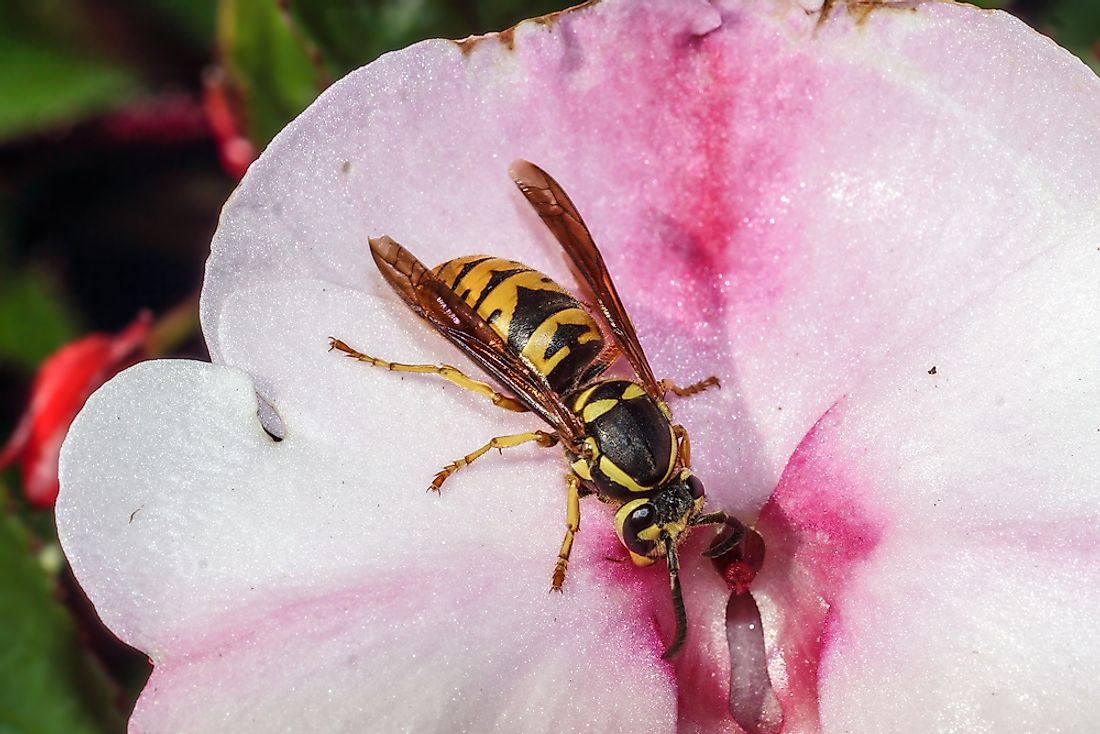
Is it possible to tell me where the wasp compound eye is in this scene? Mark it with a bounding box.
[622,502,659,556]
[685,473,705,500]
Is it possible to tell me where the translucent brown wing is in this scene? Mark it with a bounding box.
[508,160,662,399]
[368,235,587,442]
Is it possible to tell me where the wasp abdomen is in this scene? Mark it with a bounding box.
[570,380,677,497]
[434,256,605,393]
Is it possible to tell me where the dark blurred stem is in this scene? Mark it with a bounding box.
[145,289,200,357]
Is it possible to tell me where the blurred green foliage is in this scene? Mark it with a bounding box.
[145,0,218,48]
[0,0,221,723]
[1044,0,1100,72]
[0,5,139,141]
[0,517,122,734]
[972,0,1100,72]
[217,0,320,147]
[0,271,76,371]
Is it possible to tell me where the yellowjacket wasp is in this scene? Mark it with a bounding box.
[331,160,749,658]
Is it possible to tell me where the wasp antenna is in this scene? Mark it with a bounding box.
[661,535,688,660]
[696,512,748,559]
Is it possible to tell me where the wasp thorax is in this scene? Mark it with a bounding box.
[569,379,678,498]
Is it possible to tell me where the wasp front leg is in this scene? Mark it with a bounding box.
[550,474,582,592]
[329,337,528,413]
[431,430,558,492]
[659,376,720,398]
[673,424,691,467]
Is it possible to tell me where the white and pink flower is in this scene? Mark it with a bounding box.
[57,1,1100,731]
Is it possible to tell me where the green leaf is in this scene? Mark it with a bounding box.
[0,271,77,373]
[285,0,469,74]
[968,0,1100,73]
[287,0,570,78]
[0,516,122,734]
[217,0,325,148]
[474,0,570,34]
[146,0,217,48]
[0,31,140,141]
[1043,0,1100,73]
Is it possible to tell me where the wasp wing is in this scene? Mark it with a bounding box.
[508,160,663,399]
[368,235,586,442]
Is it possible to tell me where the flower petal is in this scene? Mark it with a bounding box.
[58,331,688,732]
[755,231,1100,731]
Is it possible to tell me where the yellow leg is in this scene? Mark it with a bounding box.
[329,337,528,413]
[673,424,691,467]
[431,430,557,492]
[551,474,582,592]
[660,375,720,398]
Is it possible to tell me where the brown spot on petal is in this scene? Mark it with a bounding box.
[815,0,922,30]
[453,0,600,56]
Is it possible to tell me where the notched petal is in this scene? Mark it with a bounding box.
[57,360,283,652]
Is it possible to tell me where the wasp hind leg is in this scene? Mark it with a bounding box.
[550,474,582,592]
[431,430,558,492]
[329,337,528,412]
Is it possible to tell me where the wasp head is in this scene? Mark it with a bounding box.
[613,469,707,566]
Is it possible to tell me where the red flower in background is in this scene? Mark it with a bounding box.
[203,68,257,181]
[1,312,150,508]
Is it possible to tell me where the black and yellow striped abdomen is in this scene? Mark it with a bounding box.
[433,255,605,394]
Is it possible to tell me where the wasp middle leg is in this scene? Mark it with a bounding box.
[660,376,720,398]
[431,430,558,492]
[329,337,528,412]
[550,474,582,592]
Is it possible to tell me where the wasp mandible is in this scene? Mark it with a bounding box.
[330,160,749,658]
